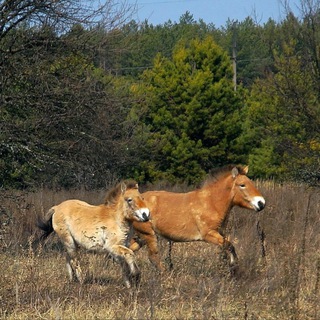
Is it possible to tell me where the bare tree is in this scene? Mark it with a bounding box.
[0,0,139,189]
[0,0,136,51]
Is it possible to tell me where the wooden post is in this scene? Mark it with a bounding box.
[232,22,237,91]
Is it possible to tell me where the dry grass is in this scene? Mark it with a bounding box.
[0,182,319,319]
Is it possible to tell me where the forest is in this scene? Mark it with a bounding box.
[0,0,319,190]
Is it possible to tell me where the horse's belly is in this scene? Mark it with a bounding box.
[161,233,202,242]
[78,227,122,252]
[154,222,202,242]
[83,238,112,252]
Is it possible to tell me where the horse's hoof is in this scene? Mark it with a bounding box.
[131,272,141,287]
[229,263,239,276]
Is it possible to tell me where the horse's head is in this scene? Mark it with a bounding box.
[120,181,150,222]
[231,166,265,212]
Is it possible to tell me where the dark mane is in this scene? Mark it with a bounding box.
[104,179,138,205]
[202,165,247,187]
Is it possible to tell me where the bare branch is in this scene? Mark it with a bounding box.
[0,0,136,39]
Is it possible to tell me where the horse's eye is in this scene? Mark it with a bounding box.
[126,198,133,203]
[240,184,246,188]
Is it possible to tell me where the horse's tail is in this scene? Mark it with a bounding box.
[37,208,55,241]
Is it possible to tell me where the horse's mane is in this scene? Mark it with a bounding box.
[104,179,138,205]
[202,164,247,187]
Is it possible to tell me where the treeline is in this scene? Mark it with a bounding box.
[0,0,319,189]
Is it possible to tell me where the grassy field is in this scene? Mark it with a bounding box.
[0,182,319,319]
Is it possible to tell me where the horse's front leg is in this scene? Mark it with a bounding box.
[131,221,165,272]
[204,230,238,268]
[128,236,145,252]
[111,245,140,288]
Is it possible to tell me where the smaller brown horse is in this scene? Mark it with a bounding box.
[38,180,150,288]
[131,165,265,271]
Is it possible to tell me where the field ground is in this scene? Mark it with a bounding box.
[0,182,319,319]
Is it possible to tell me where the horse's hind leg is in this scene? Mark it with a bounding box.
[111,245,140,288]
[62,237,84,283]
[165,241,174,271]
[66,250,84,283]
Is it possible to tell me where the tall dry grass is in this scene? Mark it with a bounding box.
[0,182,319,319]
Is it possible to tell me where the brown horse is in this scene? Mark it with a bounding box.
[131,165,265,271]
[38,180,150,288]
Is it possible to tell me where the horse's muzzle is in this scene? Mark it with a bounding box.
[256,200,265,211]
[136,208,150,222]
[142,212,150,221]
[252,196,265,211]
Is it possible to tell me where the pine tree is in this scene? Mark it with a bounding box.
[130,36,244,184]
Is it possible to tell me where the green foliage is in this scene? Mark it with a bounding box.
[130,36,244,184]
[240,39,320,184]
[113,13,217,78]
[215,18,273,87]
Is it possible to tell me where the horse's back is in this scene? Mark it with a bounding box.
[55,199,102,213]
[53,199,95,223]
[143,190,193,205]
[54,199,95,210]
[143,190,188,219]
[53,200,101,230]
[143,190,201,214]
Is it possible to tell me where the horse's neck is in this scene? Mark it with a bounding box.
[114,200,127,221]
[203,178,235,217]
[124,223,134,247]
[112,201,132,242]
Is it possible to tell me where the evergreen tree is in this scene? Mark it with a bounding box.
[130,36,244,184]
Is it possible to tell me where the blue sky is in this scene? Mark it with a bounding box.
[131,0,300,27]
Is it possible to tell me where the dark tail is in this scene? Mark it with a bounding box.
[37,208,55,241]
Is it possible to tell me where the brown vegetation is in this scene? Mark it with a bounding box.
[0,182,319,319]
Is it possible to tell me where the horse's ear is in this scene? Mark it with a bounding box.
[243,165,249,174]
[231,167,239,178]
[120,182,127,194]
[135,183,139,189]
